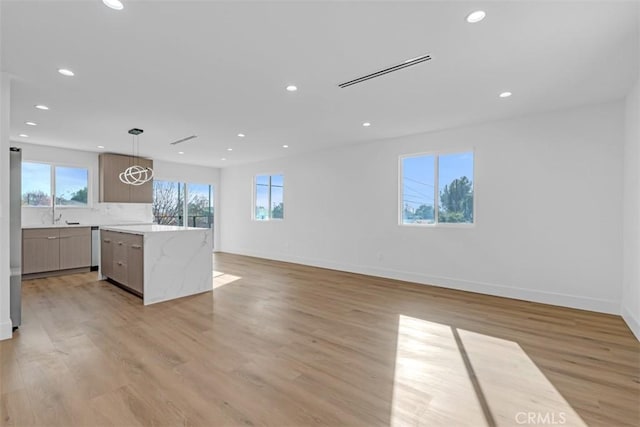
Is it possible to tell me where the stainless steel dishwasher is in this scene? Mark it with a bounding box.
[91,226,100,271]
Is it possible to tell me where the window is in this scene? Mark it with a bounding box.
[22,162,89,207]
[153,180,184,225]
[186,183,214,228]
[401,151,474,225]
[22,163,51,206]
[55,167,89,206]
[255,174,284,220]
[153,180,214,228]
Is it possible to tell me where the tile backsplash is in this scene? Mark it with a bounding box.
[22,203,154,227]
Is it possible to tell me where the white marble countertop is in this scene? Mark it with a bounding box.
[23,221,153,229]
[100,224,208,235]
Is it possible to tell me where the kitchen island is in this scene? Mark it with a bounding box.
[100,224,213,305]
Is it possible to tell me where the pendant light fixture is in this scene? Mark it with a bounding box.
[119,128,154,185]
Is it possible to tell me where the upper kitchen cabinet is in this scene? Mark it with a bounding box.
[129,157,153,203]
[99,153,153,203]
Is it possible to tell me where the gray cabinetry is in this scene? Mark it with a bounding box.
[100,230,144,297]
[22,228,60,274]
[59,227,92,270]
[22,227,91,275]
[99,153,153,203]
[100,230,115,278]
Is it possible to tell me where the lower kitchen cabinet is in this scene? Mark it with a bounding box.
[60,227,92,270]
[100,230,144,296]
[111,235,129,285]
[22,228,60,274]
[127,239,144,294]
[101,230,114,278]
[22,227,91,276]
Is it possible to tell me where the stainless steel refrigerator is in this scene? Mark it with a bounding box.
[10,147,21,330]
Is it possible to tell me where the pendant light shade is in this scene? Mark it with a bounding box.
[119,128,154,185]
[119,164,154,185]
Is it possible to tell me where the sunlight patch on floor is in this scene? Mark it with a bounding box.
[391,315,586,427]
[391,315,486,426]
[212,270,242,290]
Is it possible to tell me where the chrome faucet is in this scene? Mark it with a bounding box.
[52,201,62,224]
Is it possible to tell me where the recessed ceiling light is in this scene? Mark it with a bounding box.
[286,85,298,92]
[227,148,233,151]
[282,145,289,148]
[237,133,245,138]
[178,151,184,155]
[19,134,29,138]
[499,91,512,98]
[25,121,37,126]
[362,122,371,127]
[103,0,124,10]
[58,68,75,77]
[35,105,49,110]
[97,145,105,149]
[466,10,486,23]
[221,158,227,161]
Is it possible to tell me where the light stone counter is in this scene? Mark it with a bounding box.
[100,225,213,305]
[22,221,153,229]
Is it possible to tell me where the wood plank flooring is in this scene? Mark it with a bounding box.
[1,252,639,426]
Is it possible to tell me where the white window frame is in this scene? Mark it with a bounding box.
[152,180,215,228]
[22,160,92,209]
[253,173,284,221]
[398,149,475,228]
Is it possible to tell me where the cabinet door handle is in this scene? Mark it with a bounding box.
[103,239,111,243]
[117,261,123,266]
[47,236,57,240]
[131,245,142,249]
[117,241,124,245]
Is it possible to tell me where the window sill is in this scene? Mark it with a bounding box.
[22,205,93,209]
[399,222,475,229]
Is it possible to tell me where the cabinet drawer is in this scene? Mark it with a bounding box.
[101,230,118,243]
[111,258,128,285]
[23,228,59,239]
[113,235,129,261]
[60,227,90,238]
[125,233,143,248]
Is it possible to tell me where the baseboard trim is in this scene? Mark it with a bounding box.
[23,266,91,280]
[622,305,640,341]
[0,318,13,341]
[221,248,620,315]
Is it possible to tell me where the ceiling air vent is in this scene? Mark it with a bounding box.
[338,54,431,89]
[170,135,198,145]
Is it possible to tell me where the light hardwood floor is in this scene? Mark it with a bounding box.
[1,253,639,426]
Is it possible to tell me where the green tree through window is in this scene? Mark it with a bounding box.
[255,174,284,220]
[439,176,473,223]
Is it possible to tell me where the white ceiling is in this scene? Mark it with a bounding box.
[2,0,638,168]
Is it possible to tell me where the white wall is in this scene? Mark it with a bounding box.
[623,77,640,339]
[221,102,625,314]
